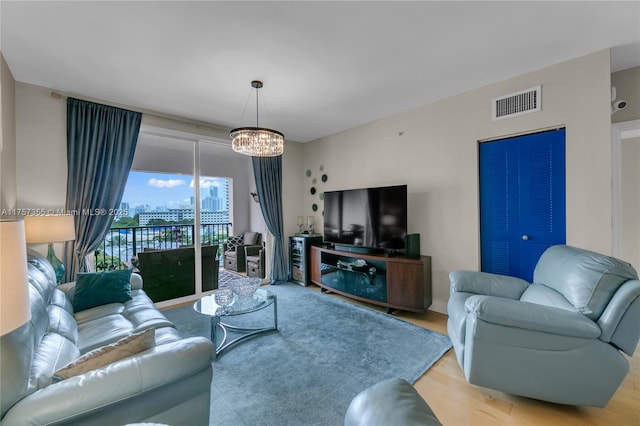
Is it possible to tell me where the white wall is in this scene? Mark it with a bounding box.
[1,53,17,211]
[621,137,640,267]
[294,50,613,313]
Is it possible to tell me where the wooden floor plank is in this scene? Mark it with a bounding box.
[308,284,640,425]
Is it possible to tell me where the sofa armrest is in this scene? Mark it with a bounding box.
[130,272,143,290]
[1,337,214,426]
[56,281,76,302]
[449,270,529,299]
[344,378,441,426]
[465,295,601,339]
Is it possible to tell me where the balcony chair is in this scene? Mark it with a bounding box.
[447,245,639,407]
[223,231,261,273]
[245,242,266,278]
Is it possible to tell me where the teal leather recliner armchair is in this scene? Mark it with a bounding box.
[447,245,640,407]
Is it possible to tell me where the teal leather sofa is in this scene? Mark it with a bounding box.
[1,251,214,425]
[447,245,640,407]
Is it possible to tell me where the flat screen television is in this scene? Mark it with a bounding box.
[323,184,407,253]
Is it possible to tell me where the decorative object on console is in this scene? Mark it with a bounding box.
[297,216,304,234]
[24,214,76,283]
[0,218,31,335]
[230,80,284,157]
[307,215,314,233]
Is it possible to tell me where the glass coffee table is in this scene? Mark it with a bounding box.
[194,278,277,358]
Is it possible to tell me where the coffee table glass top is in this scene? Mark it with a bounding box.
[194,279,273,317]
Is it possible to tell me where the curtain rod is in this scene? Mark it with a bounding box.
[50,90,230,134]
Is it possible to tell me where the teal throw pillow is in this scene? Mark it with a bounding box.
[73,269,133,312]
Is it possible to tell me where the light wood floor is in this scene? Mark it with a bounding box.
[306,285,640,426]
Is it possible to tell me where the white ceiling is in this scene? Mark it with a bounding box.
[2,1,639,143]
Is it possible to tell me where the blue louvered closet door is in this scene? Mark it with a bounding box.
[479,128,566,282]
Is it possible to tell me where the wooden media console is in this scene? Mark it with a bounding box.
[310,245,432,313]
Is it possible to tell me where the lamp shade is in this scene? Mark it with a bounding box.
[24,215,76,243]
[0,218,31,335]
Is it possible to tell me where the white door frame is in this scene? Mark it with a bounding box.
[611,119,640,258]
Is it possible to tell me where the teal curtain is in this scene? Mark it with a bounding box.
[252,156,288,283]
[64,98,141,280]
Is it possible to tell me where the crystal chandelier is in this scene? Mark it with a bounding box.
[230,80,284,157]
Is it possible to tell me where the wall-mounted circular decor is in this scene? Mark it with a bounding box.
[321,174,328,182]
[319,165,324,172]
[312,177,317,184]
[319,192,324,200]
[310,187,316,195]
[312,203,318,211]
[305,169,311,177]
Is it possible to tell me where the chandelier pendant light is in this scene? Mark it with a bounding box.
[230,80,284,157]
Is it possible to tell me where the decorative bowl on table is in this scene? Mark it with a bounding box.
[214,287,235,309]
[230,278,261,298]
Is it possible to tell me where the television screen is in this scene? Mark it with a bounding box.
[323,185,407,250]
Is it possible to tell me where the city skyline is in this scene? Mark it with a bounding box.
[121,171,229,213]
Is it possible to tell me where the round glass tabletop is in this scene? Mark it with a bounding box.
[194,285,273,317]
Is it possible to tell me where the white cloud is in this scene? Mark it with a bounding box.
[189,178,220,189]
[148,178,186,188]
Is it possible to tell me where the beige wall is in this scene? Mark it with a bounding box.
[621,137,640,267]
[14,83,270,260]
[1,52,17,211]
[12,49,618,309]
[15,83,67,209]
[296,50,613,313]
[611,66,640,124]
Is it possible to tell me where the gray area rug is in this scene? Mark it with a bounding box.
[163,283,452,426]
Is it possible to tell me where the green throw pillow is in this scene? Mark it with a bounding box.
[73,269,133,312]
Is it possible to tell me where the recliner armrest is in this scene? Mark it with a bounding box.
[598,279,640,355]
[344,378,441,426]
[1,337,214,425]
[465,295,601,339]
[449,270,529,299]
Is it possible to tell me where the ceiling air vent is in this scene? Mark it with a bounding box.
[492,85,541,120]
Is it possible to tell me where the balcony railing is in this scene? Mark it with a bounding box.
[95,222,232,271]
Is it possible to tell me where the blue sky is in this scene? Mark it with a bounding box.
[121,171,225,210]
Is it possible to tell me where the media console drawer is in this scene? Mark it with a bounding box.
[310,246,432,313]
